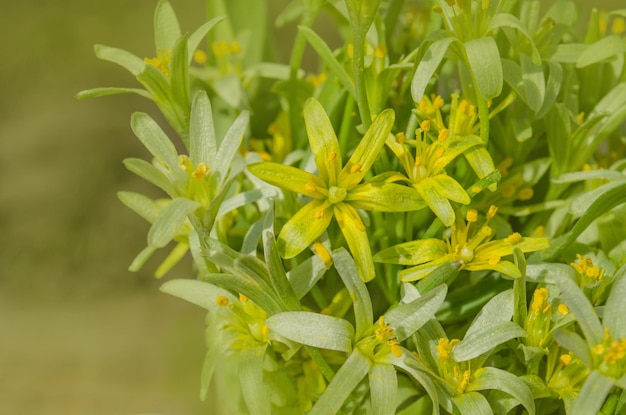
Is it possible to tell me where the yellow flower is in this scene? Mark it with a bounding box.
[144,49,172,76]
[374,206,550,281]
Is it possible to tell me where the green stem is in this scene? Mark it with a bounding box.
[338,95,356,157]
[304,345,336,382]
[352,28,372,129]
[477,92,490,144]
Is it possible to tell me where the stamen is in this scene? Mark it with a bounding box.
[327,151,337,162]
[216,296,229,307]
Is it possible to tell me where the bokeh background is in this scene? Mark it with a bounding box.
[0,0,621,414]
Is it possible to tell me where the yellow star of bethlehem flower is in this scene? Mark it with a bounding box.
[374,206,550,281]
[248,98,425,281]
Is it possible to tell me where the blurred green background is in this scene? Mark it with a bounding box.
[0,0,620,414]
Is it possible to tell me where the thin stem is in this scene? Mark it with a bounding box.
[352,28,372,129]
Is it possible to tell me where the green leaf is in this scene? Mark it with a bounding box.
[332,248,373,339]
[147,197,198,248]
[412,37,455,103]
[130,112,180,170]
[239,346,271,415]
[213,110,249,185]
[266,311,354,352]
[465,290,514,339]
[154,0,182,52]
[577,35,626,68]
[76,87,151,100]
[602,265,626,339]
[94,44,144,76]
[537,61,563,119]
[128,245,157,272]
[468,367,535,415]
[417,261,462,294]
[200,319,233,401]
[346,181,425,212]
[189,90,216,166]
[263,229,301,311]
[452,321,526,362]
[553,329,592,368]
[160,278,236,310]
[187,17,224,63]
[122,158,177,197]
[339,109,395,189]
[451,391,493,415]
[304,97,343,186]
[308,349,371,415]
[572,371,615,415]
[201,272,282,316]
[488,13,541,64]
[298,26,355,98]
[169,35,190,119]
[369,364,398,415]
[334,203,375,281]
[385,284,447,342]
[570,180,626,218]
[374,238,447,266]
[247,162,326,198]
[217,188,279,219]
[552,169,625,184]
[387,352,443,415]
[463,37,503,100]
[118,191,160,223]
[155,241,189,278]
[278,199,333,259]
[521,53,545,113]
[286,255,330,299]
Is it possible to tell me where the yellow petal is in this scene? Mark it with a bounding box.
[304,98,342,186]
[278,200,333,258]
[430,174,470,204]
[248,162,326,198]
[374,239,448,265]
[346,182,426,212]
[334,203,375,281]
[415,177,456,227]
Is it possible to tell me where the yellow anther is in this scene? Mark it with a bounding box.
[415,156,422,167]
[346,44,354,59]
[471,185,482,194]
[432,5,443,13]
[420,120,431,132]
[479,225,493,237]
[350,164,362,174]
[436,338,452,360]
[192,163,210,180]
[518,188,534,200]
[458,100,469,114]
[193,49,207,64]
[312,241,332,268]
[144,50,172,76]
[304,183,317,194]
[178,154,191,171]
[216,296,229,307]
[259,152,272,162]
[395,132,405,143]
[314,209,325,219]
[592,344,605,355]
[531,288,549,315]
[390,344,403,357]
[211,40,230,57]
[576,112,585,124]
[355,220,366,232]
[374,45,385,59]
[239,294,249,302]
[558,303,569,315]
[262,324,269,337]
[560,354,572,365]
[434,148,445,158]
[445,0,455,7]
[612,17,626,35]
[433,96,444,109]
[533,226,545,238]
[486,205,498,219]
[582,163,592,171]
[327,151,337,162]
[505,232,522,244]
[419,98,429,113]
[438,128,449,141]
[466,209,478,223]
[488,255,500,265]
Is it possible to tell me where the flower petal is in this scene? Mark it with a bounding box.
[334,203,375,282]
[278,200,333,258]
[476,237,550,258]
[304,98,342,186]
[465,260,521,278]
[374,239,447,265]
[338,109,395,189]
[431,135,484,173]
[464,146,497,190]
[400,257,452,281]
[346,182,426,212]
[430,174,470,204]
[415,177,456,227]
[247,162,326,198]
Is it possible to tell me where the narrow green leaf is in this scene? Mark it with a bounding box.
[488,13,541,64]
[332,248,374,339]
[385,284,447,342]
[169,35,190,120]
[263,230,301,311]
[266,311,354,352]
[468,367,535,415]
[118,191,160,223]
[298,26,355,97]
[239,346,271,415]
[76,87,151,100]
[411,37,455,103]
[128,245,157,272]
[451,391,493,415]
[334,203,375,282]
[286,255,330,300]
[308,349,371,415]
[346,181,425,212]
[201,272,283,315]
[452,321,527,362]
[131,112,180,170]
[572,371,615,415]
[94,44,145,75]
[217,188,279,219]
[337,109,395,189]
[465,290,514,338]
[570,180,626,218]
[187,17,224,63]
[602,265,626,339]
[417,261,462,294]
[154,0,182,52]
[553,329,592,368]
[147,197,198,248]
[463,37,503,100]
[369,364,398,415]
[160,278,236,310]
[577,35,626,68]
[213,110,249,185]
[155,241,189,278]
[200,320,233,401]
[387,352,442,415]
[521,53,545,113]
[189,90,216,166]
[537,61,563,119]
[122,158,177,197]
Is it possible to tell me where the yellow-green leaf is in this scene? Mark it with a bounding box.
[278,200,333,258]
[346,182,425,212]
[334,203,374,281]
[415,177,456,227]
[374,239,447,265]
[304,98,342,186]
[248,162,326,198]
[430,174,470,204]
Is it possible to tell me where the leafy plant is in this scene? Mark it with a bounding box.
[81,0,626,413]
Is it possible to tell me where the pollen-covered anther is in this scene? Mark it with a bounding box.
[466,209,478,223]
[558,303,569,315]
[327,151,337,162]
[434,148,445,158]
[395,132,405,144]
[419,98,429,113]
[505,232,522,244]
[216,296,229,307]
[314,209,326,219]
[420,120,431,132]
[193,163,210,180]
[239,294,249,302]
[487,205,498,219]
[304,183,317,194]
[560,354,572,365]
[178,154,191,171]
[488,255,500,265]
[193,49,207,64]
[350,164,362,174]
[312,241,332,268]
[438,128,449,141]
[433,95,444,109]
[374,45,385,58]
[471,185,482,194]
